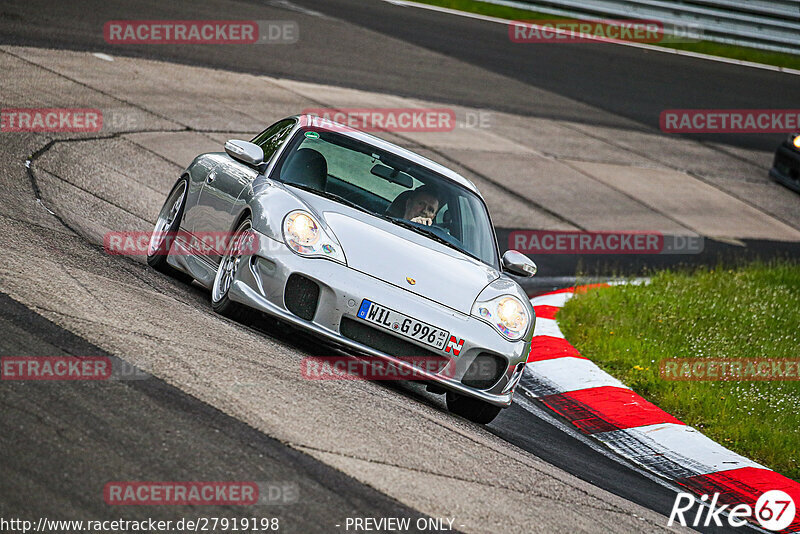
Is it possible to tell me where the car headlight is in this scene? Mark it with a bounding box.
[791,133,800,150]
[282,210,346,264]
[471,295,530,341]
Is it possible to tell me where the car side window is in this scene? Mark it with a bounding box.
[251,119,296,162]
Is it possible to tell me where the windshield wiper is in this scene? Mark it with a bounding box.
[386,216,480,261]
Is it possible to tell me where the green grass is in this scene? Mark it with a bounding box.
[413,0,800,70]
[558,262,800,481]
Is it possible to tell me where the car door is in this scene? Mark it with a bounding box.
[193,118,297,264]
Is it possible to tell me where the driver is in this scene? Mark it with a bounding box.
[403,185,440,226]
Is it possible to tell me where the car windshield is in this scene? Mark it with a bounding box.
[272,127,498,268]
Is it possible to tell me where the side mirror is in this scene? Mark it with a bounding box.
[225,140,264,167]
[502,250,537,277]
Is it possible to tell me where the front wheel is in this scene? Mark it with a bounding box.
[147,178,192,282]
[446,392,502,424]
[211,218,260,324]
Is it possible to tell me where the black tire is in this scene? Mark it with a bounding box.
[146,178,193,282]
[445,392,502,424]
[211,217,260,324]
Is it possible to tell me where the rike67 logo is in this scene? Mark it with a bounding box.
[669,490,796,531]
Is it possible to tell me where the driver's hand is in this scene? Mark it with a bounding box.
[410,216,433,226]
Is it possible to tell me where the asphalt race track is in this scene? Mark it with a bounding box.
[0,293,437,533]
[1,0,798,532]
[1,0,798,151]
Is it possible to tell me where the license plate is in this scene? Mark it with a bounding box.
[357,299,450,350]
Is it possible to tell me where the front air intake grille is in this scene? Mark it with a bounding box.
[339,317,449,374]
[284,274,320,321]
[461,353,506,390]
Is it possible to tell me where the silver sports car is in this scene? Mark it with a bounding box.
[147,115,537,423]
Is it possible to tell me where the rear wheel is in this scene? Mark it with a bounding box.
[211,218,260,324]
[147,179,192,282]
[446,392,502,424]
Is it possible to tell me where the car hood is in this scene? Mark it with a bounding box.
[290,188,500,314]
[328,212,501,313]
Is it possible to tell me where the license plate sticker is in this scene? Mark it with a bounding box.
[357,299,450,350]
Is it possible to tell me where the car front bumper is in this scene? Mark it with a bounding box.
[226,230,532,407]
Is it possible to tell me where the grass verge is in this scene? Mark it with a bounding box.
[411,0,800,70]
[558,261,800,481]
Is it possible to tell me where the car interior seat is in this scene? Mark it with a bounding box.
[281,148,328,191]
[385,189,415,218]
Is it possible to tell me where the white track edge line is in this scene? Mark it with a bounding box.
[381,0,800,76]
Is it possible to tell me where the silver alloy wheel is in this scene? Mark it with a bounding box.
[212,219,252,304]
[148,181,187,256]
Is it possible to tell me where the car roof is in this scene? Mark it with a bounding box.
[292,114,481,196]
